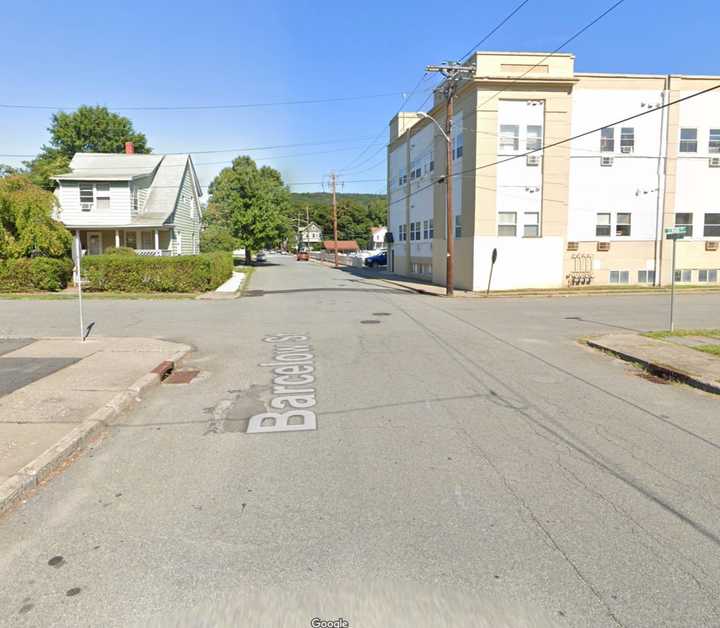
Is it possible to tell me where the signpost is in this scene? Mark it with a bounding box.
[486,248,498,297]
[74,237,85,342]
[665,226,687,332]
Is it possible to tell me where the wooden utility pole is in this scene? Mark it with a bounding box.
[330,172,339,268]
[426,62,475,296]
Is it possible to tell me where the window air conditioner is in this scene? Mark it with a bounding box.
[706,241,719,251]
[709,157,720,168]
[620,146,632,154]
[81,203,93,211]
[600,156,614,167]
[597,241,611,252]
[526,154,541,166]
[567,241,579,251]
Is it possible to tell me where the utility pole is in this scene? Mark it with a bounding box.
[330,172,339,268]
[425,62,474,296]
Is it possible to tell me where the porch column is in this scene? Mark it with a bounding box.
[115,229,120,248]
[154,229,160,251]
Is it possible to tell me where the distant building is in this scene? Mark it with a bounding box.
[299,221,322,244]
[323,240,359,253]
[388,50,720,290]
[370,226,387,250]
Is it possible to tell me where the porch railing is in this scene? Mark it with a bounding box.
[135,249,172,257]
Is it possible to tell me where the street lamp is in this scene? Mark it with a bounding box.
[419,111,454,296]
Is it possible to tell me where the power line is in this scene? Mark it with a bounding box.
[456,0,533,62]
[0,90,433,112]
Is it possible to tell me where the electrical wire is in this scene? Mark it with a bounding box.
[456,0,533,62]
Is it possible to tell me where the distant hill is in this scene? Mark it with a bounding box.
[290,192,384,207]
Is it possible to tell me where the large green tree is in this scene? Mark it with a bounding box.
[206,157,291,262]
[24,106,150,190]
[0,176,72,259]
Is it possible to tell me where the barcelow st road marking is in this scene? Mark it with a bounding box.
[246,335,317,434]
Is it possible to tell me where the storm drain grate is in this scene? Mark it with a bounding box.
[360,320,381,324]
[164,369,200,384]
[372,312,391,316]
[244,290,265,297]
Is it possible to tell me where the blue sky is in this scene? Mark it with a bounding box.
[1,0,717,196]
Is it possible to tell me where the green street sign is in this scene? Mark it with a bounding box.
[665,227,687,239]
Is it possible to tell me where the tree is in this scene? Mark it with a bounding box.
[24,106,150,190]
[200,224,236,253]
[0,176,72,259]
[206,157,291,263]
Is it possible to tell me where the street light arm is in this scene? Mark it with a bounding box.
[418,112,450,144]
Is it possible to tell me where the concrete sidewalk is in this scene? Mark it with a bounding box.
[586,333,720,394]
[0,336,190,514]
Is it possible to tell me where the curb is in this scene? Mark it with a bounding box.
[585,338,720,396]
[0,346,191,516]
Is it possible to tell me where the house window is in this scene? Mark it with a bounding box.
[699,269,718,283]
[616,212,631,237]
[600,128,615,152]
[680,128,698,153]
[453,133,464,160]
[523,212,539,237]
[704,213,720,237]
[674,269,692,282]
[499,125,519,152]
[423,219,429,240]
[596,212,611,237]
[675,212,693,237]
[498,212,517,236]
[620,127,635,153]
[526,125,542,152]
[141,231,154,249]
[79,184,94,210]
[95,183,111,210]
[609,270,629,284]
[126,232,137,249]
[638,270,656,284]
[428,219,434,239]
[710,130,720,154]
[455,214,462,238]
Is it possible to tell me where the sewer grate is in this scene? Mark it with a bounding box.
[164,369,200,384]
[372,312,391,316]
[244,290,265,297]
[360,320,381,324]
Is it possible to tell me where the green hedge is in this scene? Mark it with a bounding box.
[81,252,233,292]
[0,257,73,292]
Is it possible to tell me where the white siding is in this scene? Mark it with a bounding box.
[55,181,133,226]
[170,165,201,255]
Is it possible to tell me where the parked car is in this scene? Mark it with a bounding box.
[364,251,387,268]
[297,250,309,261]
[255,252,267,263]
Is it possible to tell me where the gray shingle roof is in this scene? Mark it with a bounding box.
[53,153,163,180]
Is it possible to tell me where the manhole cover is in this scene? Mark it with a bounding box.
[372,312,391,316]
[360,320,381,324]
[164,369,200,384]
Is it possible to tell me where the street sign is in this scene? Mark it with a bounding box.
[665,227,687,239]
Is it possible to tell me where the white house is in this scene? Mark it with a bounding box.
[299,221,322,244]
[53,144,202,258]
[370,226,387,250]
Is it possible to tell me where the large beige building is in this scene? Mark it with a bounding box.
[387,51,720,290]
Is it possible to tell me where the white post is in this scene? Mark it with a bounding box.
[115,229,120,248]
[154,228,159,252]
[75,236,85,342]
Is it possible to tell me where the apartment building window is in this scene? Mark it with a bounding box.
[600,128,615,152]
[422,219,429,240]
[704,213,720,237]
[526,125,542,151]
[413,221,421,240]
[699,269,718,283]
[399,168,407,186]
[79,184,94,210]
[675,212,693,237]
[638,270,656,284]
[410,160,418,181]
[609,270,629,284]
[498,212,517,236]
[428,218,434,239]
[453,133,464,160]
[596,213,611,237]
[95,183,111,210]
[680,128,698,153]
[674,269,692,282]
[455,214,462,238]
[398,224,406,241]
[499,125,519,152]
[620,127,635,153]
[616,212,632,237]
[710,129,720,153]
[523,212,539,237]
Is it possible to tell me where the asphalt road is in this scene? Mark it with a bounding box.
[1,257,720,627]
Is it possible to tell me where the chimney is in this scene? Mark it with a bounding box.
[124,141,135,155]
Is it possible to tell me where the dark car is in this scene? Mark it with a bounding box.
[364,251,387,268]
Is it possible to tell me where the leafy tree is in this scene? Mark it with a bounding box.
[0,176,72,259]
[24,106,150,190]
[200,224,236,253]
[206,157,291,262]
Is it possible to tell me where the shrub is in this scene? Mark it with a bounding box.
[0,257,73,292]
[81,252,233,292]
[200,225,236,253]
[104,246,136,256]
